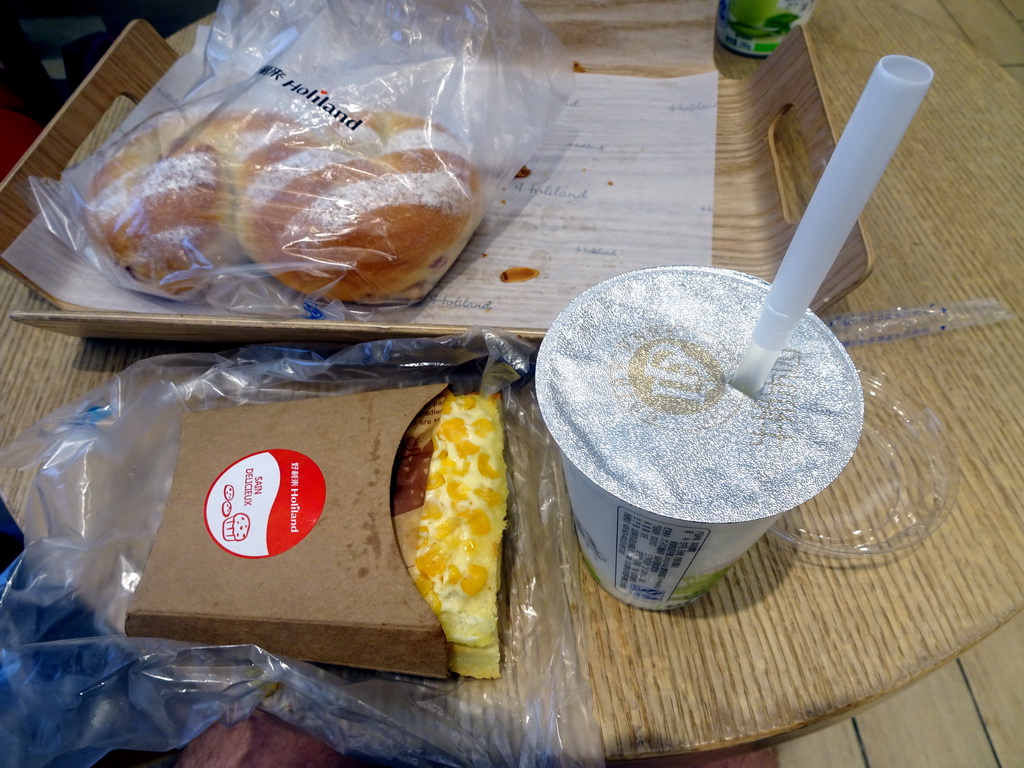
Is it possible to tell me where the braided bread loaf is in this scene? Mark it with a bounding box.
[234,111,480,304]
[83,104,241,296]
[82,106,480,305]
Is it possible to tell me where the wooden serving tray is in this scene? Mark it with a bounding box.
[0,14,870,344]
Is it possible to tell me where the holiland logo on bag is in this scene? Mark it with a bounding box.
[204,449,327,558]
[257,65,363,130]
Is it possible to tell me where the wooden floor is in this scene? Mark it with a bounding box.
[776,610,1024,767]
[776,0,1023,765]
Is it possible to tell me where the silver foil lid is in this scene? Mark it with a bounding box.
[536,266,864,524]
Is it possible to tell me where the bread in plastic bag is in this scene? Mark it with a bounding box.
[0,329,603,767]
[34,0,573,317]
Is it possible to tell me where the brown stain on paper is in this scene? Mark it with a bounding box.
[500,267,540,283]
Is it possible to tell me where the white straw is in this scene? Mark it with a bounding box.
[730,55,934,397]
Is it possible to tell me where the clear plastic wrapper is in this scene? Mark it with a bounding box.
[0,329,603,768]
[824,297,1013,347]
[31,0,573,319]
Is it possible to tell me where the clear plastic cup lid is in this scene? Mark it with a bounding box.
[770,368,958,556]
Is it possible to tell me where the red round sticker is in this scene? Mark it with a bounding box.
[204,449,326,558]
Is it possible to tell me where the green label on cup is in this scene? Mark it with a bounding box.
[716,0,815,57]
[670,565,732,602]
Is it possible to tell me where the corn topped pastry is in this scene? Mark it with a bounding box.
[393,390,509,678]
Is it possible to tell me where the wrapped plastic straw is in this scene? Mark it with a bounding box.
[824,298,1013,347]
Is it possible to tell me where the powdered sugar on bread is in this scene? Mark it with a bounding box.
[294,170,470,234]
[83,105,481,303]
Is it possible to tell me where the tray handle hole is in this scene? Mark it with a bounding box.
[768,104,816,224]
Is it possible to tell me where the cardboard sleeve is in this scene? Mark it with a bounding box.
[125,382,451,678]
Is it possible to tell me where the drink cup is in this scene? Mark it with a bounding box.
[536,266,863,609]
[716,0,816,58]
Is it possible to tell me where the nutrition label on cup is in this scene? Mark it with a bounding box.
[615,507,710,603]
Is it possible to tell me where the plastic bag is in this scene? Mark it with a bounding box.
[0,329,603,768]
[33,0,573,319]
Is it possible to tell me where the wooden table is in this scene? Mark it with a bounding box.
[1,0,1022,764]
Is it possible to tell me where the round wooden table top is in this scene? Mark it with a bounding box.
[0,0,1021,764]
